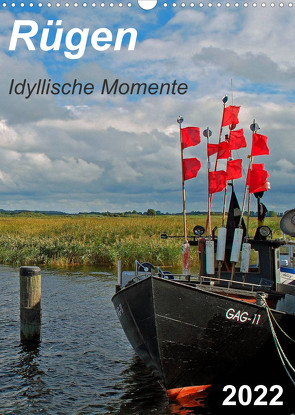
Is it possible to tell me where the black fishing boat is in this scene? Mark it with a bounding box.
[113,225,295,407]
[112,101,295,410]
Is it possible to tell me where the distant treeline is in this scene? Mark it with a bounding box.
[0,208,284,218]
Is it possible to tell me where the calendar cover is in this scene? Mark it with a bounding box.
[1,2,295,414]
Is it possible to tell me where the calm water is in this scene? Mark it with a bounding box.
[1,265,294,415]
[0,266,205,415]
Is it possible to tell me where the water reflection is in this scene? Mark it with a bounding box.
[4,266,276,415]
[115,356,215,415]
[15,343,49,403]
[115,355,167,415]
[169,404,210,415]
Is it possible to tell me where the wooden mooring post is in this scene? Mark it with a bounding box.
[20,266,41,344]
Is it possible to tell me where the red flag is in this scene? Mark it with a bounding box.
[207,141,230,159]
[229,129,247,150]
[251,133,269,156]
[227,159,243,180]
[246,163,270,193]
[222,105,240,127]
[183,158,201,181]
[182,127,201,149]
[217,141,230,159]
[209,170,227,194]
[251,163,264,171]
[207,143,219,157]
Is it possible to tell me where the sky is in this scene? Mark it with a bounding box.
[1,1,295,214]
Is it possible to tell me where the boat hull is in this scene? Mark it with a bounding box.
[112,276,295,398]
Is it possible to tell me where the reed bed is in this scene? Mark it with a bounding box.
[0,215,282,268]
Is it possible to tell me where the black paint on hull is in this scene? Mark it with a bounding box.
[112,276,295,401]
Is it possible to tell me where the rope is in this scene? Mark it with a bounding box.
[267,304,295,343]
[264,301,295,386]
[266,307,295,373]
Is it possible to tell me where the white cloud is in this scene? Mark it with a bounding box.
[0,7,294,213]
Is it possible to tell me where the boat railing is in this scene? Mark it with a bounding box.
[118,261,272,292]
[155,268,272,291]
[195,274,272,291]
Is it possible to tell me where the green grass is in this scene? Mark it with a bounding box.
[0,215,284,268]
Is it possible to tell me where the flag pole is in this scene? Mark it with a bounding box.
[204,127,212,236]
[217,134,231,278]
[245,163,252,241]
[178,116,191,276]
[177,116,188,243]
[245,120,260,239]
[216,97,230,226]
[204,127,215,276]
[221,134,230,227]
[239,156,252,229]
[214,96,228,171]
[206,96,228,233]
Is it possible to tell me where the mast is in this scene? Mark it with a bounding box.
[177,116,191,276]
[177,116,188,243]
[214,96,228,171]
[239,120,259,231]
[204,126,215,276]
[218,133,230,278]
[221,134,230,227]
[206,96,228,233]
[246,120,259,238]
[204,127,212,236]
